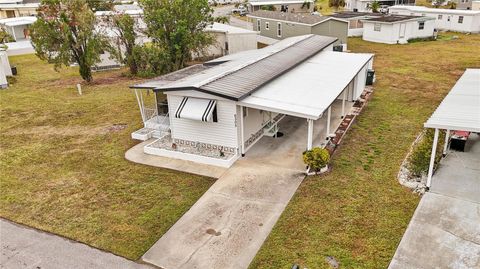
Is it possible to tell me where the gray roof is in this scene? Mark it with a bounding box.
[248,10,333,25]
[132,34,338,101]
[363,15,427,23]
[330,11,384,19]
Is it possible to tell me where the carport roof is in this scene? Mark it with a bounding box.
[240,51,374,120]
[424,69,480,132]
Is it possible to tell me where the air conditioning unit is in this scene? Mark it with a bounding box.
[333,45,343,52]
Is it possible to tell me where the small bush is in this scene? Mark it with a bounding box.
[303,147,330,172]
[407,129,444,177]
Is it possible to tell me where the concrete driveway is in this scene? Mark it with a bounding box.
[389,134,480,269]
[141,101,351,269]
[142,160,305,269]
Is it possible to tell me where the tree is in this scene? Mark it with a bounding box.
[368,0,380,12]
[214,16,230,24]
[328,0,345,9]
[30,0,110,82]
[261,4,276,11]
[109,13,139,75]
[139,0,215,72]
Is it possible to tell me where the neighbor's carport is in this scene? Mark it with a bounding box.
[424,68,480,188]
[239,50,374,152]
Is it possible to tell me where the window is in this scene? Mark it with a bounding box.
[438,14,443,20]
[257,19,261,31]
[418,21,425,30]
[458,16,464,23]
[277,22,282,37]
[265,22,269,30]
[374,23,381,31]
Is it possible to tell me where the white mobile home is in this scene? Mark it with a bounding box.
[130,34,374,168]
[389,5,480,33]
[201,23,258,58]
[344,0,415,12]
[362,15,435,44]
[0,16,36,41]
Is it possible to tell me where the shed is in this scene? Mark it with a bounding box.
[201,23,258,58]
[361,15,435,44]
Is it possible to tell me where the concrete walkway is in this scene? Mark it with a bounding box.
[0,218,153,269]
[389,135,480,269]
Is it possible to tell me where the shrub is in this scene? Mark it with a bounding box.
[303,147,330,172]
[407,129,444,177]
[132,45,169,78]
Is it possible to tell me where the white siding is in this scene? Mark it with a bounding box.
[354,63,368,100]
[362,20,434,44]
[242,108,278,143]
[389,7,480,33]
[226,33,258,54]
[167,93,239,148]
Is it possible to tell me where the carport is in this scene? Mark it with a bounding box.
[424,68,480,188]
[239,51,374,154]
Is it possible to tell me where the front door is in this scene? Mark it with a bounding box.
[399,23,406,38]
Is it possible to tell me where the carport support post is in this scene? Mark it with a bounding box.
[307,119,313,150]
[341,90,346,118]
[427,128,439,188]
[240,106,245,157]
[443,129,450,156]
[326,106,331,140]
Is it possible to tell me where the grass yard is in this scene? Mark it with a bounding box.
[250,33,480,268]
[0,55,214,260]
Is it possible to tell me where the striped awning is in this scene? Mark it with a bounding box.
[175,97,217,122]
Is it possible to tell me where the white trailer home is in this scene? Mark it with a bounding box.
[130,34,374,168]
[388,5,480,33]
[200,23,258,58]
[0,16,36,41]
[362,15,435,44]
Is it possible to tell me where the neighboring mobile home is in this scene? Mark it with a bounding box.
[329,11,384,36]
[0,16,36,41]
[247,0,315,13]
[362,15,435,44]
[0,0,39,19]
[389,5,480,33]
[130,34,374,167]
[248,11,349,45]
[200,23,258,58]
[344,0,415,12]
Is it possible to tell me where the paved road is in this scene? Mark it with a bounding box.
[389,134,480,269]
[0,219,154,269]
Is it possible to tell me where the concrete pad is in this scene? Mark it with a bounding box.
[388,192,480,269]
[430,134,480,203]
[125,139,228,178]
[0,218,153,269]
[141,162,304,269]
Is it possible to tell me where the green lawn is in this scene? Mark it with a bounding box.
[250,33,480,268]
[0,55,214,260]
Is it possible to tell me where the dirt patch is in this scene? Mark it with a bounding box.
[206,228,221,236]
[106,124,128,132]
[3,125,110,137]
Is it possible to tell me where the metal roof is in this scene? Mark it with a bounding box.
[239,51,374,119]
[153,34,337,100]
[424,69,480,132]
[248,10,332,25]
[200,35,337,100]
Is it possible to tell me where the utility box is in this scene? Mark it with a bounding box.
[333,45,343,52]
[366,69,375,85]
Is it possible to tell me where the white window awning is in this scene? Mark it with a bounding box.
[175,97,217,122]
